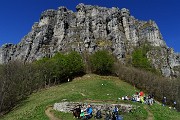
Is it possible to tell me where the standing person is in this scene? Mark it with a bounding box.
[85,104,93,119]
[162,97,167,106]
[173,100,177,109]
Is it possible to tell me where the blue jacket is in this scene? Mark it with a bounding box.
[87,107,93,115]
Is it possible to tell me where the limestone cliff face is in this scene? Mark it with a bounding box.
[0,3,179,77]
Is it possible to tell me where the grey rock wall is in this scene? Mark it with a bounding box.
[0,3,179,77]
[53,102,133,113]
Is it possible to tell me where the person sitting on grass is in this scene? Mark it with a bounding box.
[85,104,93,119]
[80,109,85,119]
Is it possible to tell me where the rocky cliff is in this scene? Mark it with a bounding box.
[0,3,179,77]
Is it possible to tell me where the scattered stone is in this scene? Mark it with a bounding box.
[53,102,133,114]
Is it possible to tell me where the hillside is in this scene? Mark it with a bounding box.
[0,3,179,77]
[1,74,180,120]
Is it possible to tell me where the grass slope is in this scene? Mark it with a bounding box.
[1,74,179,120]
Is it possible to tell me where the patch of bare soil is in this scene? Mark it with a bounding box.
[45,106,61,120]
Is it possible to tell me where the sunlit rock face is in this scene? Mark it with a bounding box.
[0,3,179,77]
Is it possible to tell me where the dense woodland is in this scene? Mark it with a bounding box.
[0,50,179,115]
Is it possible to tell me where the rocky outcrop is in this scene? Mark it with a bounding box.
[0,3,179,77]
[53,102,133,113]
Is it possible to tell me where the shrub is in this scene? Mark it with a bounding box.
[90,50,115,75]
[113,61,180,111]
[0,61,42,114]
[0,51,85,114]
[132,47,152,70]
[35,51,85,84]
[66,51,85,77]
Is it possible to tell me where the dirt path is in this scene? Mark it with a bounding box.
[144,106,154,120]
[45,102,153,120]
[45,106,61,120]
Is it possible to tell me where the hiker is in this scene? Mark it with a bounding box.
[105,110,112,120]
[136,96,140,102]
[143,96,147,104]
[162,97,167,106]
[139,91,144,97]
[94,109,102,119]
[173,100,176,109]
[113,106,119,115]
[124,95,129,100]
[85,104,93,119]
[112,106,123,120]
[133,92,139,101]
[72,105,81,118]
[148,95,153,105]
[140,96,144,103]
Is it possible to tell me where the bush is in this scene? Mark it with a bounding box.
[132,47,152,70]
[66,51,84,77]
[0,51,85,114]
[35,51,85,84]
[113,61,180,111]
[90,50,115,75]
[0,61,42,114]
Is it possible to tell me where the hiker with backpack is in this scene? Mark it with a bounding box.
[105,110,112,120]
[162,97,167,106]
[94,109,102,119]
[112,106,123,120]
[173,100,177,110]
[72,105,81,118]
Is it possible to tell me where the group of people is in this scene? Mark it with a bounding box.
[72,104,93,119]
[104,106,123,120]
[121,92,177,110]
[162,96,177,110]
[72,104,123,120]
[121,91,154,105]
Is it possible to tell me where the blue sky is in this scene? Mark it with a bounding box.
[0,0,179,52]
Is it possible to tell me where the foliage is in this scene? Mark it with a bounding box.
[96,39,112,47]
[113,61,180,112]
[66,51,85,77]
[35,51,85,84]
[0,51,84,115]
[34,57,54,86]
[1,74,180,120]
[0,61,42,114]
[0,74,147,120]
[132,47,152,71]
[149,103,180,120]
[90,50,115,75]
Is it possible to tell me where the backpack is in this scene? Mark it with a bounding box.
[94,110,102,119]
[105,111,111,120]
[116,115,123,120]
[73,107,81,118]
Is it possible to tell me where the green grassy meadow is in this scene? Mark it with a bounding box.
[1,74,179,120]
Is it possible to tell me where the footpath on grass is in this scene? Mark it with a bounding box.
[45,100,154,120]
[45,106,60,120]
[144,106,154,120]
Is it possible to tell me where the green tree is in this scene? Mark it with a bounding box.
[34,57,53,86]
[51,53,67,80]
[90,50,115,75]
[132,47,152,71]
[46,51,84,83]
[66,51,84,77]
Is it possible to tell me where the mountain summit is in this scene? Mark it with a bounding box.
[0,3,179,77]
